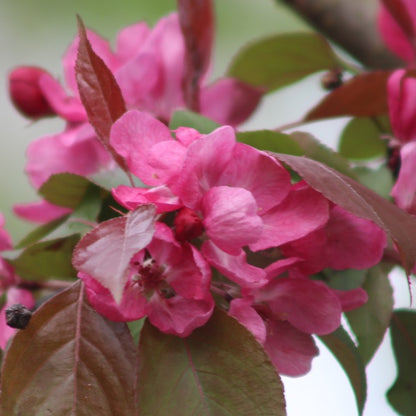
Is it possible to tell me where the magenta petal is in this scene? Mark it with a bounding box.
[264,320,319,377]
[392,141,416,214]
[13,200,71,224]
[200,77,262,126]
[0,287,35,350]
[110,110,174,185]
[229,298,266,344]
[324,206,386,270]
[171,126,236,209]
[332,288,368,312]
[259,278,342,335]
[201,240,267,288]
[250,183,329,251]
[203,186,263,255]
[0,213,13,250]
[147,293,214,337]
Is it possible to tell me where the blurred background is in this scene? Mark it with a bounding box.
[0,0,409,414]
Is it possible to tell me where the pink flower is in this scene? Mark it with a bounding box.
[0,214,35,349]
[378,0,416,64]
[387,69,416,143]
[79,223,214,337]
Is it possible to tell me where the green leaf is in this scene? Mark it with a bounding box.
[319,268,367,291]
[39,173,108,209]
[10,235,79,281]
[272,152,416,273]
[387,310,416,416]
[128,319,145,345]
[170,109,220,133]
[137,308,286,415]
[353,165,394,199]
[319,326,367,415]
[339,118,386,160]
[0,281,138,415]
[227,32,340,92]
[346,265,393,365]
[290,131,357,178]
[237,130,303,155]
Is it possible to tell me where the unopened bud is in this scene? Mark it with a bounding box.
[8,66,55,118]
[174,207,204,241]
[5,303,32,329]
[321,68,343,90]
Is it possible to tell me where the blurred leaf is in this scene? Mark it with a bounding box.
[10,235,79,281]
[73,205,156,303]
[305,71,391,121]
[320,268,367,291]
[388,310,416,415]
[319,326,367,415]
[237,130,303,155]
[353,165,394,199]
[76,16,127,170]
[170,109,220,133]
[346,265,393,365]
[39,173,108,209]
[178,0,214,111]
[227,32,340,91]
[0,281,138,415]
[272,153,416,273]
[137,308,286,415]
[290,131,357,178]
[339,118,386,159]
[128,319,145,345]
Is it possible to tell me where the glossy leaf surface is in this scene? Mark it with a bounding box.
[137,308,286,416]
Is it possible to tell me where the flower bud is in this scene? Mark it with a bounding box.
[321,68,343,90]
[174,207,204,241]
[8,66,55,118]
[5,303,32,329]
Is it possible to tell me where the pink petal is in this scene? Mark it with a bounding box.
[229,297,267,344]
[110,110,174,185]
[250,183,329,251]
[200,78,263,126]
[201,240,267,288]
[202,186,263,255]
[0,213,13,251]
[116,22,151,64]
[332,288,368,312]
[392,141,416,214]
[147,293,214,337]
[264,320,319,377]
[258,278,342,335]
[13,200,71,224]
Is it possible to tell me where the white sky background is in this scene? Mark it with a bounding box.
[0,1,410,415]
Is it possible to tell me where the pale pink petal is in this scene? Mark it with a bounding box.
[324,206,386,269]
[13,200,71,224]
[116,22,151,64]
[110,110,174,185]
[200,78,263,126]
[392,141,416,214]
[39,73,86,122]
[0,287,35,350]
[229,297,266,344]
[264,320,319,377]
[174,127,202,146]
[219,143,291,213]
[258,278,342,335]
[378,1,416,63]
[112,185,181,212]
[250,183,329,251]
[202,186,263,255]
[147,293,214,337]
[171,126,236,210]
[201,240,267,288]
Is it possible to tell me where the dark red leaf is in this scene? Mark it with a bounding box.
[272,153,416,273]
[382,0,415,39]
[178,0,214,112]
[305,71,391,121]
[1,281,138,415]
[75,16,127,170]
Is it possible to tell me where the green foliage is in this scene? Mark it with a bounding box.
[170,110,220,133]
[227,32,340,91]
[319,326,367,415]
[137,309,286,415]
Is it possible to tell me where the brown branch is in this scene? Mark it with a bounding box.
[278,0,404,69]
